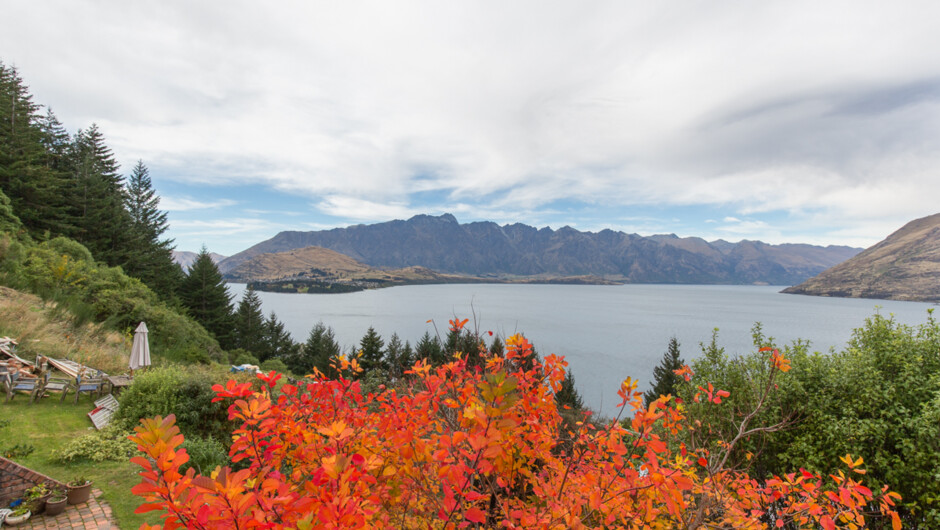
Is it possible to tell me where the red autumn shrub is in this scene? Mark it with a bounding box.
[130,331,900,529]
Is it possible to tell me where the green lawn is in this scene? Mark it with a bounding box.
[0,394,160,529]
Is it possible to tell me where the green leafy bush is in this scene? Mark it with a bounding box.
[180,435,229,475]
[3,443,35,459]
[54,426,135,463]
[681,313,940,527]
[259,358,288,373]
[231,350,260,366]
[114,365,231,440]
[167,344,212,364]
[44,236,94,264]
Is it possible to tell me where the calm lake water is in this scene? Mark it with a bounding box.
[227,283,936,416]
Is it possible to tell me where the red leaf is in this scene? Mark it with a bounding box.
[465,507,487,523]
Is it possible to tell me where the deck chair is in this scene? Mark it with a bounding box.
[36,372,73,402]
[74,372,104,403]
[5,372,41,403]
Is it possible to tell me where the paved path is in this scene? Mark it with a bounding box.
[19,488,116,529]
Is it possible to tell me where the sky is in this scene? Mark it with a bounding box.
[3,1,939,256]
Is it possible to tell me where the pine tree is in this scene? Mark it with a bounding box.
[39,108,71,162]
[259,311,298,362]
[179,247,234,349]
[284,322,341,377]
[233,287,266,356]
[444,328,485,367]
[67,124,133,265]
[415,331,445,366]
[123,160,181,297]
[489,335,504,356]
[35,109,75,236]
[358,326,386,373]
[0,63,69,237]
[384,333,413,380]
[555,369,585,411]
[644,336,685,407]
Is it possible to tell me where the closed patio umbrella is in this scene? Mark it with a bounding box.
[129,322,151,375]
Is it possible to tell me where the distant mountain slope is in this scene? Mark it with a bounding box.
[783,213,940,302]
[227,246,371,280]
[172,250,227,271]
[219,214,860,285]
[224,245,507,292]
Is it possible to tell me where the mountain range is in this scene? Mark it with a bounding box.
[172,250,227,271]
[218,214,861,285]
[783,213,940,302]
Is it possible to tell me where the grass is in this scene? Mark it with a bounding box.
[0,394,160,528]
[0,285,131,375]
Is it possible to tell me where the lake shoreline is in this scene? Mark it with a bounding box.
[223,283,937,416]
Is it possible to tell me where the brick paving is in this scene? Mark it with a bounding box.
[17,488,116,529]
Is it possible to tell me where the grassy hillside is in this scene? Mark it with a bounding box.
[784,213,940,301]
[0,231,222,365]
[0,285,129,374]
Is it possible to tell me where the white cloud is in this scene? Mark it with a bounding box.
[315,196,418,221]
[161,197,237,212]
[2,1,939,247]
[170,218,280,234]
[717,219,771,236]
[169,217,292,253]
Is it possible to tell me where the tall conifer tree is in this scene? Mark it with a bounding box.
[259,311,298,362]
[284,321,341,377]
[179,247,234,349]
[384,333,413,380]
[644,336,685,407]
[415,331,445,366]
[555,369,585,411]
[0,63,69,237]
[67,124,133,265]
[123,160,181,297]
[233,287,266,355]
[358,326,386,373]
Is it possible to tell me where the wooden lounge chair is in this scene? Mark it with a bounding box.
[88,394,120,430]
[74,372,104,403]
[5,372,41,403]
[36,372,72,402]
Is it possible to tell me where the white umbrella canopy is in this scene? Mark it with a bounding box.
[129,321,151,374]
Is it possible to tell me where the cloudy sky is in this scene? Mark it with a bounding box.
[3,1,939,256]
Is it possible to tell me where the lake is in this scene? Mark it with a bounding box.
[227,283,936,416]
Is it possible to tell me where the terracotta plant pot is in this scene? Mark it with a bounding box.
[26,493,50,515]
[67,481,93,505]
[45,495,68,516]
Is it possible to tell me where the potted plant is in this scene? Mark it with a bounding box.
[4,502,31,526]
[44,486,68,516]
[24,482,51,514]
[67,475,93,505]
